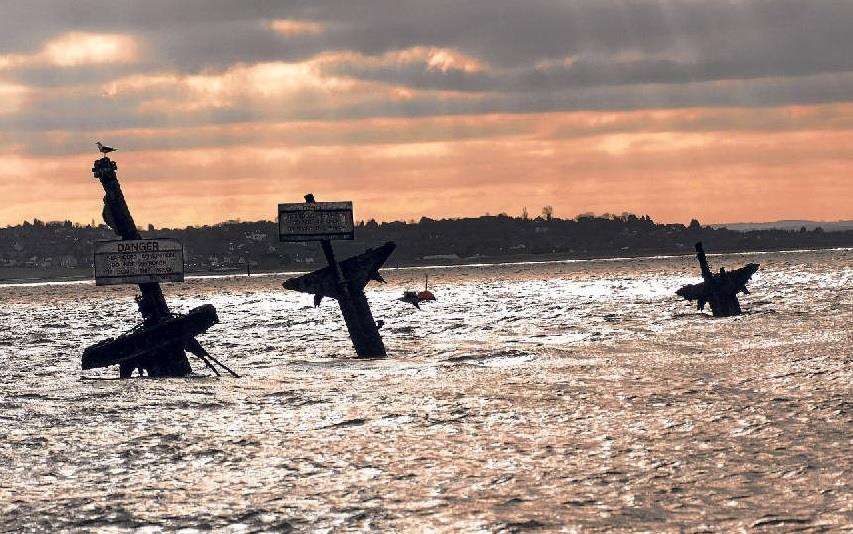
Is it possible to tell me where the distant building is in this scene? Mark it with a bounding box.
[59,255,78,268]
[245,232,267,242]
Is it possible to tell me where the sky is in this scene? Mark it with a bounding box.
[0,0,851,227]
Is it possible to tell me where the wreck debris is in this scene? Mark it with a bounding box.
[676,242,759,317]
[82,155,235,377]
[280,194,394,358]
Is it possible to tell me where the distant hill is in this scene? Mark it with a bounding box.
[2,214,852,281]
[712,220,853,232]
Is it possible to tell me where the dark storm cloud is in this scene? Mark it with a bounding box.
[325,51,853,95]
[2,0,853,136]
[6,63,154,88]
[4,71,853,152]
[4,1,853,73]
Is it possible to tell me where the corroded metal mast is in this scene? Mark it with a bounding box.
[314,212,388,357]
[84,156,230,377]
[676,242,759,317]
[281,194,394,358]
[92,156,192,376]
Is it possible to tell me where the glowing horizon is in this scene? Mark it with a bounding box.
[0,2,851,227]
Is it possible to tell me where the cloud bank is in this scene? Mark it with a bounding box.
[0,1,850,225]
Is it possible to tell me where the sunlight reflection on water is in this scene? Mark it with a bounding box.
[0,248,850,531]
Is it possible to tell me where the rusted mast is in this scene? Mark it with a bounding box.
[676,242,759,317]
[305,194,387,357]
[92,156,192,376]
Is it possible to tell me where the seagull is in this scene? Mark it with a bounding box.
[96,141,117,155]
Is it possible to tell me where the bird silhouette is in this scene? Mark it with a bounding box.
[96,141,117,155]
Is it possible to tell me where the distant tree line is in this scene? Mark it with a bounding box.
[1,211,851,278]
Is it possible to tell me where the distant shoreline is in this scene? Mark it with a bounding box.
[1,244,849,287]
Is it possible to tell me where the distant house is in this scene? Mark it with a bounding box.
[59,255,78,268]
[245,232,267,242]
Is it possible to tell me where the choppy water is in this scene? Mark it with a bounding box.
[0,249,850,532]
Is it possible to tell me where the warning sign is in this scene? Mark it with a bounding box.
[94,238,184,286]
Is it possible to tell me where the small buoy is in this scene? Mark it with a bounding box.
[416,290,436,301]
[399,275,437,308]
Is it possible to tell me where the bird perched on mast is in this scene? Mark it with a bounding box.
[96,141,117,156]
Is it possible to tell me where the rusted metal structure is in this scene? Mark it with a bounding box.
[83,156,234,377]
[676,242,759,317]
[281,194,395,358]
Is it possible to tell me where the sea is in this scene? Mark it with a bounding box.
[0,248,850,531]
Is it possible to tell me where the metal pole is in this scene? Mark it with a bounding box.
[693,241,739,317]
[92,157,192,376]
[695,242,713,282]
[305,195,386,358]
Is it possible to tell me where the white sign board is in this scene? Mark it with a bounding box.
[94,238,184,286]
[278,201,354,241]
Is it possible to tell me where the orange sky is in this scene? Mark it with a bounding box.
[1,2,851,227]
